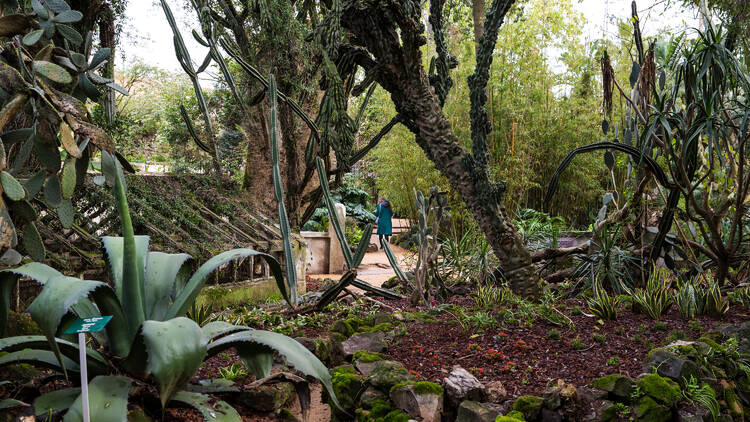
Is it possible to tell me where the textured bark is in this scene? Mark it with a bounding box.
[339,0,540,297]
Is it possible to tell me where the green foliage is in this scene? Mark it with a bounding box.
[472,285,510,309]
[441,225,498,285]
[632,268,674,320]
[682,375,719,421]
[303,175,376,231]
[700,274,729,317]
[673,277,702,319]
[0,152,339,419]
[218,362,247,382]
[514,208,567,249]
[587,280,620,320]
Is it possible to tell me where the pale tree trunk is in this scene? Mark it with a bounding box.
[472,0,485,54]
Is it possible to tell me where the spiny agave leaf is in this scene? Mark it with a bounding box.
[139,318,207,406]
[57,199,74,228]
[0,335,108,374]
[32,61,72,84]
[27,276,112,373]
[0,171,26,201]
[238,343,272,378]
[44,0,71,13]
[167,249,287,319]
[183,379,239,394]
[44,175,62,207]
[207,330,341,410]
[23,29,44,46]
[25,171,46,198]
[101,235,150,303]
[89,48,110,70]
[143,251,191,321]
[63,376,131,422]
[52,10,82,23]
[0,349,78,374]
[23,222,45,261]
[34,388,80,416]
[200,322,248,341]
[56,24,82,47]
[0,14,33,37]
[169,391,241,421]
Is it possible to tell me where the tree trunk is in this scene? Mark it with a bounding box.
[472,0,485,54]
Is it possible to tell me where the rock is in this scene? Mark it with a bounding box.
[390,383,443,422]
[496,410,527,421]
[455,400,500,422]
[541,408,563,422]
[510,395,544,420]
[359,387,387,408]
[642,349,701,386]
[590,374,635,401]
[353,350,388,377]
[328,365,364,413]
[635,396,671,422]
[485,381,507,403]
[443,365,487,408]
[329,319,356,337]
[237,382,295,412]
[295,336,316,353]
[368,360,416,392]
[371,312,394,325]
[636,374,681,406]
[341,331,386,357]
[367,243,379,252]
[677,408,711,422]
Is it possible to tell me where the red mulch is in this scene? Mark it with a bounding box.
[384,299,749,396]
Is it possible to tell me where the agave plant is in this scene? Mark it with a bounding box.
[0,151,339,420]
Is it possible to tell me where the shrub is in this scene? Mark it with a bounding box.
[632,267,673,320]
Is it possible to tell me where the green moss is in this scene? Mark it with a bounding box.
[369,323,395,333]
[510,395,544,420]
[330,320,356,337]
[5,310,41,336]
[636,374,681,406]
[368,361,415,392]
[591,374,635,400]
[355,399,410,422]
[635,396,671,421]
[353,350,388,363]
[495,410,526,421]
[329,365,363,412]
[389,381,443,395]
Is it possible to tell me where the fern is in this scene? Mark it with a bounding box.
[681,375,719,421]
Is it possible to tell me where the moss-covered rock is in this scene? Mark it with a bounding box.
[636,374,681,406]
[635,396,671,421]
[355,399,411,422]
[367,360,416,392]
[327,365,364,416]
[237,382,295,412]
[590,374,635,401]
[330,319,356,337]
[495,410,526,421]
[456,401,501,422]
[353,350,388,363]
[510,395,544,420]
[360,387,387,409]
[389,381,443,396]
[4,311,41,336]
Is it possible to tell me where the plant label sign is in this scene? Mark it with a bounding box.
[64,316,113,334]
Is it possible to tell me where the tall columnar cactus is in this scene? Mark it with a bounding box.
[411,187,448,305]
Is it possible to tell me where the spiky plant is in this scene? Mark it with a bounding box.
[0,150,339,420]
[631,267,674,320]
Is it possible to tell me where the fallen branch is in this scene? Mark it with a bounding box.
[531,244,588,263]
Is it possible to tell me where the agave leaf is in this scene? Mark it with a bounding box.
[184,379,239,394]
[0,335,108,373]
[2,261,62,283]
[34,388,80,416]
[87,284,131,358]
[101,236,150,302]
[0,171,26,201]
[169,391,241,422]
[200,321,248,341]
[137,318,207,406]
[102,151,145,332]
[238,343,272,378]
[26,276,112,374]
[63,376,131,422]
[206,330,341,410]
[167,249,287,319]
[143,251,191,321]
[0,349,78,373]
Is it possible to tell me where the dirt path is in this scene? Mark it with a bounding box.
[307,244,411,288]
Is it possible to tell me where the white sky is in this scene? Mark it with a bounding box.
[119,0,698,73]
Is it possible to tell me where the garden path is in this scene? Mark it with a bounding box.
[307,243,411,288]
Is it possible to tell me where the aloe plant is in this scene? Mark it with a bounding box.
[0,151,339,420]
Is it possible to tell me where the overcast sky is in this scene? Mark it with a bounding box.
[119,0,698,73]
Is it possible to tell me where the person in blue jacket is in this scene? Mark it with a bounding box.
[375,196,393,249]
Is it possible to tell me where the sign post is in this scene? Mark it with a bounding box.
[64,316,112,422]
